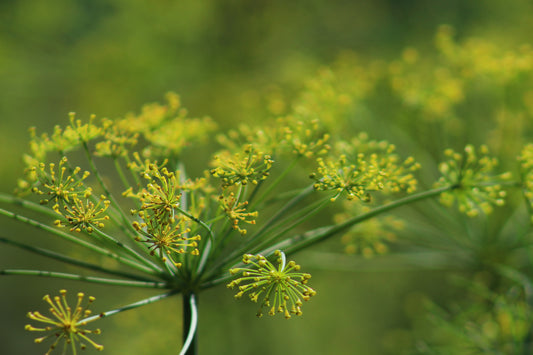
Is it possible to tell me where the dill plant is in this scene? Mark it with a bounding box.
[2,27,533,354]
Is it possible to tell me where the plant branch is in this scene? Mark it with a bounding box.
[0,269,168,288]
[0,235,160,282]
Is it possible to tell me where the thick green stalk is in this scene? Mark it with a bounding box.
[181,293,198,355]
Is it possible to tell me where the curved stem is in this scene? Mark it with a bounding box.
[181,293,198,355]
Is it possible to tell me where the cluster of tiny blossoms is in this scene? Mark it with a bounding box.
[435,145,511,217]
[227,250,316,319]
[127,162,202,266]
[310,133,420,201]
[210,144,274,187]
[25,290,103,354]
[334,201,405,257]
[518,144,533,222]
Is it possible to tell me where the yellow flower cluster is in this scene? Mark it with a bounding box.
[132,217,200,267]
[127,162,202,264]
[25,157,91,205]
[334,201,405,257]
[227,250,316,319]
[435,145,511,217]
[518,144,533,222]
[115,92,216,158]
[311,133,419,201]
[26,113,102,162]
[277,116,331,158]
[218,192,258,235]
[210,144,273,187]
[53,195,110,233]
[25,290,103,354]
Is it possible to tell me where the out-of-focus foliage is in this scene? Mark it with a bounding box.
[3,0,533,354]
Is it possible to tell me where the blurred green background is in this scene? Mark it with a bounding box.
[2,1,533,354]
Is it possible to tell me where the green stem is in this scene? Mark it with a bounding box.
[82,289,181,323]
[175,206,215,242]
[0,193,59,218]
[0,236,162,282]
[91,227,163,272]
[249,184,315,242]
[249,157,300,210]
[80,140,139,239]
[114,156,134,190]
[204,185,315,278]
[0,207,160,276]
[248,193,332,255]
[0,269,168,288]
[203,185,453,288]
[279,185,454,256]
[181,292,198,355]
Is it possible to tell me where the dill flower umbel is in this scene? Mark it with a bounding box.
[210,144,274,187]
[311,133,419,201]
[132,217,201,266]
[227,250,316,319]
[218,192,258,235]
[518,144,533,222]
[335,201,405,257]
[53,194,111,233]
[435,145,511,216]
[25,157,91,205]
[128,162,183,223]
[25,290,103,354]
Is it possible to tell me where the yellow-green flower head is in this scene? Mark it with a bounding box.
[310,133,420,201]
[216,123,279,157]
[335,201,405,257]
[26,157,92,205]
[210,144,274,188]
[127,162,183,223]
[435,145,511,217]
[518,144,533,223]
[115,92,216,159]
[227,250,316,319]
[218,192,258,235]
[26,114,102,163]
[132,218,201,266]
[25,290,103,354]
[94,118,139,158]
[278,116,331,158]
[54,195,110,233]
